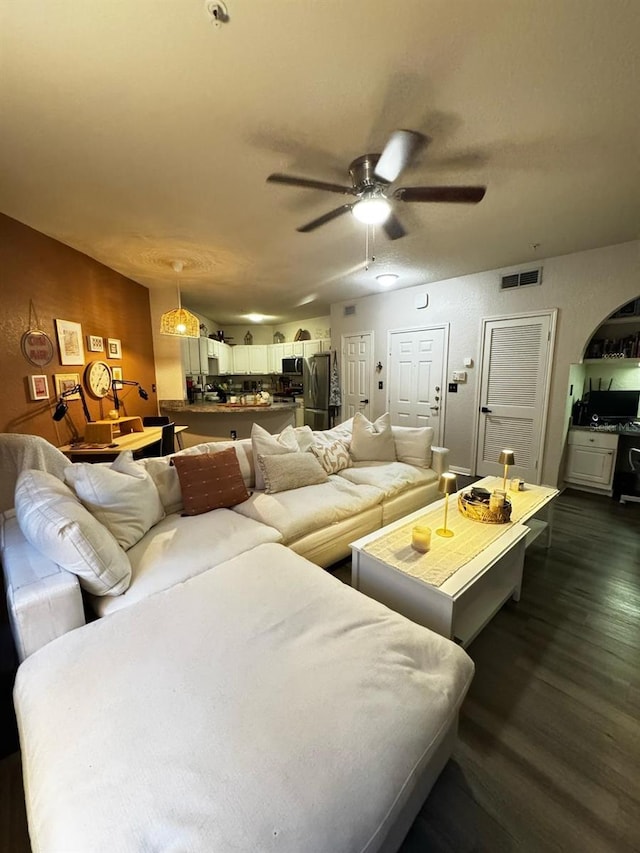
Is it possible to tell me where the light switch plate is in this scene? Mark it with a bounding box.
[452,370,467,382]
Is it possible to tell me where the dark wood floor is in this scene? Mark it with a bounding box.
[1,488,638,852]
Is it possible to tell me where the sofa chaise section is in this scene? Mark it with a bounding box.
[15,542,474,853]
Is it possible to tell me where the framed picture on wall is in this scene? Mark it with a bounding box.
[112,366,123,390]
[28,375,50,401]
[54,373,80,399]
[87,335,104,352]
[107,338,122,359]
[55,319,85,365]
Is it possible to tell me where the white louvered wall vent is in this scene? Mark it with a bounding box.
[343,305,356,316]
[500,267,543,290]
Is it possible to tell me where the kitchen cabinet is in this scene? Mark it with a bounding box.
[217,340,231,374]
[224,339,331,374]
[182,338,209,375]
[229,344,269,375]
[230,345,249,374]
[248,345,269,374]
[565,429,618,493]
[269,343,285,373]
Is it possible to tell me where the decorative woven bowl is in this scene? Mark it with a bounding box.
[458,491,512,524]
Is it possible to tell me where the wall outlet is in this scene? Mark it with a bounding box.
[378,381,384,390]
[448,382,458,393]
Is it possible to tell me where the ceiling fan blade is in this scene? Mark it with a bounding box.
[297,204,354,233]
[267,173,356,195]
[374,130,427,183]
[395,185,486,203]
[382,213,406,241]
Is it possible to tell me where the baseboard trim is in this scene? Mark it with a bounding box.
[450,465,472,475]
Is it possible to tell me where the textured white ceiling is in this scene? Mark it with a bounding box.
[1,0,639,323]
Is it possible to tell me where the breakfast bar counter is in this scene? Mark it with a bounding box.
[160,402,297,445]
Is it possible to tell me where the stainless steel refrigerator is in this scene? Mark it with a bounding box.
[303,353,331,430]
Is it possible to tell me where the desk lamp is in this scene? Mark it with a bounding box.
[112,380,149,412]
[435,472,458,538]
[499,449,515,491]
[52,385,92,423]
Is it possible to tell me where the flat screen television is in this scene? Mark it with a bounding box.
[586,390,640,419]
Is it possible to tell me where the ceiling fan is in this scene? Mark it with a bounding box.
[267,129,486,240]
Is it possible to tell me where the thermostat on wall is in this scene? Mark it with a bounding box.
[414,293,428,309]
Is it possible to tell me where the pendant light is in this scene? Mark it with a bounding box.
[160,260,200,338]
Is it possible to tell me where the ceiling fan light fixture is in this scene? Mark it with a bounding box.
[376,274,399,287]
[352,196,391,225]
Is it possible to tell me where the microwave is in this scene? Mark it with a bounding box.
[282,357,303,374]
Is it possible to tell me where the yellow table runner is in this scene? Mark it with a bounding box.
[363,482,553,588]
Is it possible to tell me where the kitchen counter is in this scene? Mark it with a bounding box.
[571,422,640,434]
[159,401,298,445]
[163,402,297,414]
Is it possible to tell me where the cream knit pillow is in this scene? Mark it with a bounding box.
[349,412,397,462]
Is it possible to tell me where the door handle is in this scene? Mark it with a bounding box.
[360,399,369,405]
[429,406,439,412]
[481,406,492,413]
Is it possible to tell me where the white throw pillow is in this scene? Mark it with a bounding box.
[251,423,299,490]
[294,425,315,452]
[349,412,396,462]
[64,451,165,550]
[391,426,434,468]
[15,469,131,596]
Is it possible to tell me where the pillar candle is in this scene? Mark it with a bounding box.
[411,524,432,552]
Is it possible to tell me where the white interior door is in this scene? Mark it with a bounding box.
[342,333,373,421]
[388,327,447,445]
[475,312,556,484]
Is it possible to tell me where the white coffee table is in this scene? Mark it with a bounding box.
[350,478,558,647]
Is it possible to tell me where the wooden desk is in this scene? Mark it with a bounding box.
[60,426,188,460]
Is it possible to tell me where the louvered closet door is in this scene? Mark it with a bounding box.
[476,314,554,484]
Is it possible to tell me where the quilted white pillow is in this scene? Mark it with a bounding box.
[64,451,165,550]
[310,439,352,474]
[391,425,434,468]
[350,412,396,462]
[15,469,131,596]
[251,423,299,490]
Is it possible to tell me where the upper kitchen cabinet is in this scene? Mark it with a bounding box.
[230,344,269,375]
[269,343,285,373]
[303,339,331,357]
[182,338,209,375]
[206,337,232,374]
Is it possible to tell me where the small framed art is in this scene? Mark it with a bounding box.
[54,373,80,399]
[87,335,104,352]
[28,375,50,401]
[112,366,123,390]
[107,338,122,359]
[55,319,85,365]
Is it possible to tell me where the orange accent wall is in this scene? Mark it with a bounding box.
[0,214,158,447]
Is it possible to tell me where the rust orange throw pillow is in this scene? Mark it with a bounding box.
[172,448,250,515]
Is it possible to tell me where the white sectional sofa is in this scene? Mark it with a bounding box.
[2,419,448,659]
[1,427,475,853]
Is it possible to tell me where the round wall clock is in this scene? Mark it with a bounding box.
[84,360,113,398]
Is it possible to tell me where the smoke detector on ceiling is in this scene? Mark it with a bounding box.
[205,1,229,26]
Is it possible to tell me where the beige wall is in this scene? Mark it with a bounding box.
[331,240,640,486]
[0,214,158,446]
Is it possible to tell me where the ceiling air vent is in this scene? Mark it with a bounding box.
[343,305,356,316]
[500,267,542,290]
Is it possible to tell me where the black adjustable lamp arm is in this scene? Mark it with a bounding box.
[53,384,92,423]
[111,379,149,411]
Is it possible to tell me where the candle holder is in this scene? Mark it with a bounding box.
[411,524,432,553]
[499,449,515,491]
[436,472,458,538]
